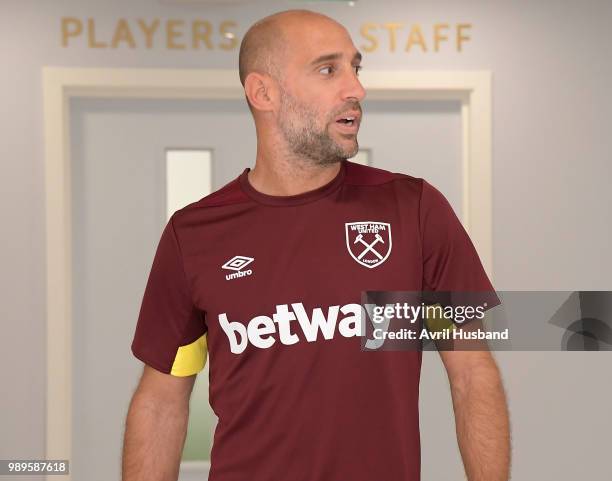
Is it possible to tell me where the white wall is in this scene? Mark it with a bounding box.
[1,0,611,479]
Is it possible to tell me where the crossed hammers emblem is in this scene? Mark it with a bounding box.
[354,233,385,260]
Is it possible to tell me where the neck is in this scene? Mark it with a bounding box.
[248,147,343,197]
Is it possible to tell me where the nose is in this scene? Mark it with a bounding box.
[342,68,366,103]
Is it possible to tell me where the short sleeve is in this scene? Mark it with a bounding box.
[131,215,207,376]
[419,179,501,311]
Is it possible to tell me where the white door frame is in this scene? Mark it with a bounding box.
[42,67,493,480]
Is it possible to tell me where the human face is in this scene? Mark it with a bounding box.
[276,22,366,166]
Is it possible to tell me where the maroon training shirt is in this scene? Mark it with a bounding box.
[131,159,499,481]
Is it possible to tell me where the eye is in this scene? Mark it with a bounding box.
[354,65,363,75]
[319,65,335,75]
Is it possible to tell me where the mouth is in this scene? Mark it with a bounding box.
[334,111,361,134]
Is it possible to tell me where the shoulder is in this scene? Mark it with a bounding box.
[344,161,456,217]
[344,160,426,197]
[171,174,252,219]
[166,173,253,240]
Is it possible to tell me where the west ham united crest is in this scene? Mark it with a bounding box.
[345,221,392,269]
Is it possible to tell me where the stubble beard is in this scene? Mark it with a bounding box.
[277,86,359,167]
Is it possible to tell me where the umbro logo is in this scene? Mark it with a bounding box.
[222,255,254,280]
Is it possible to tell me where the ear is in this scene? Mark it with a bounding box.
[244,72,276,112]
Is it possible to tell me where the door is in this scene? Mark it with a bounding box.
[69,95,464,480]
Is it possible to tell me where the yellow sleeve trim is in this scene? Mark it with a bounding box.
[170,333,208,377]
[424,303,456,332]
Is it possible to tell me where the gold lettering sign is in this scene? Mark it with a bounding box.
[406,25,427,52]
[61,17,82,47]
[166,19,186,50]
[358,22,472,53]
[112,19,136,49]
[219,21,238,51]
[360,23,378,53]
[88,18,107,49]
[60,18,471,53]
[138,19,159,49]
[192,20,213,49]
[456,23,471,52]
[61,17,239,50]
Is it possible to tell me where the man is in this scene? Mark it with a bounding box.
[122,9,510,481]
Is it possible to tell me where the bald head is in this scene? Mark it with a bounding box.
[238,9,366,165]
[239,10,345,109]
